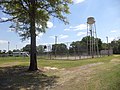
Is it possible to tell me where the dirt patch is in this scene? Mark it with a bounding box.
[113,55,120,57]
[51,62,104,90]
[111,59,120,62]
[0,62,22,67]
[43,67,58,71]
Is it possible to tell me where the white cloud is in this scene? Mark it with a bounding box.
[38,33,43,37]
[47,21,53,28]
[108,37,114,43]
[50,34,69,40]
[110,30,117,33]
[77,32,86,36]
[64,24,87,31]
[8,22,54,32]
[0,17,8,21]
[21,40,30,48]
[73,24,87,31]
[53,26,56,28]
[35,24,42,28]
[7,28,15,32]
[64,28,70,31]
[117,37,120,40]
[36,21,53,29]
[69,26,74,29]
[49,36,55,39]
[73,0,85,4]
[36,33,44,45]
[59,34,69,39]
[0,40,8,44]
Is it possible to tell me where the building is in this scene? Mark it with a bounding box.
[13,52,29,57]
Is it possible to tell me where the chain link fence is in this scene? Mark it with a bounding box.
[37,42,111,60]
[0,41,113,60]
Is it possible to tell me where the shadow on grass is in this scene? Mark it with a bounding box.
[0,66,58,90]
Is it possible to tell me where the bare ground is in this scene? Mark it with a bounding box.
[50,59,120,90]
[50,62,104,90]
[0,62,23,67]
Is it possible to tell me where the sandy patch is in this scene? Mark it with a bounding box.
[43,67,58,71]
[111,59,120,62]
[113,55,120,57]
[0,62,21,67]
[54,62,104,87]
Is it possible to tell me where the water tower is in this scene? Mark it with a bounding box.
[87,17,99,58]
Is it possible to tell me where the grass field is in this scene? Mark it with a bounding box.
[0,55,120,90]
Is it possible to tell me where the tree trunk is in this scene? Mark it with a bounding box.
[28,0,38,71]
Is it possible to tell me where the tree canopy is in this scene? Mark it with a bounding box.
[52,43,68,55]
[69,36,103,55]
[0,0,72,40]
[0,0,72,71]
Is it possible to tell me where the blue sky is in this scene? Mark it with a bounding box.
[0,0,120,51]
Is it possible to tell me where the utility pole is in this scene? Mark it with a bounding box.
[16,45,17,50]
[7,41,10,56]
[55,36,58,58]
[66,42,69,59]
[106,36,109,56]
[55,36,58,44]
[8,41,10,52]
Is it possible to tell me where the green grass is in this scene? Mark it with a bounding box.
[0,55,119,68]
[0,55,120,90]
[88,63,120,90]
[37,55,119,68]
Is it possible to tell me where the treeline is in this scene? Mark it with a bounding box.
[1,36,120,55]
[110,39,120,54]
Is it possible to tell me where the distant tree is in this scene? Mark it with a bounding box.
[69,36,103,55]
[69,41,81,55]
[0,50,2,54]
[81,36,102,51]
[22,44,45,54]
[110,39,120,54]
[3,50,6,53]
[97,38,102,51]
[22,44,30,53]
[37,45,45,54]
[13,49,20,52]
[52,43,68,55]
[101,43,107,50]
[0,0,72,71]
[8,50,13,54]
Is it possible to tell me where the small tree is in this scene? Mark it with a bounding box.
[37,45,45,54]
[52,43,68,55]
[22,44,31,53]
[0,0,72,71]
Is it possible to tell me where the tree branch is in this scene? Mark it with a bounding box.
[20,0,28,11]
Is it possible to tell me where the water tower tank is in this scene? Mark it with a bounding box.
[87,17,95,24]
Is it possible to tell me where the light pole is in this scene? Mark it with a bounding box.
[55,36,58,44]
[7,41,10,56]
[8,41,10,52]
[16,45,17,50]
[106,36,109,56]
[66,42,70,59]
[55,36,58,58]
